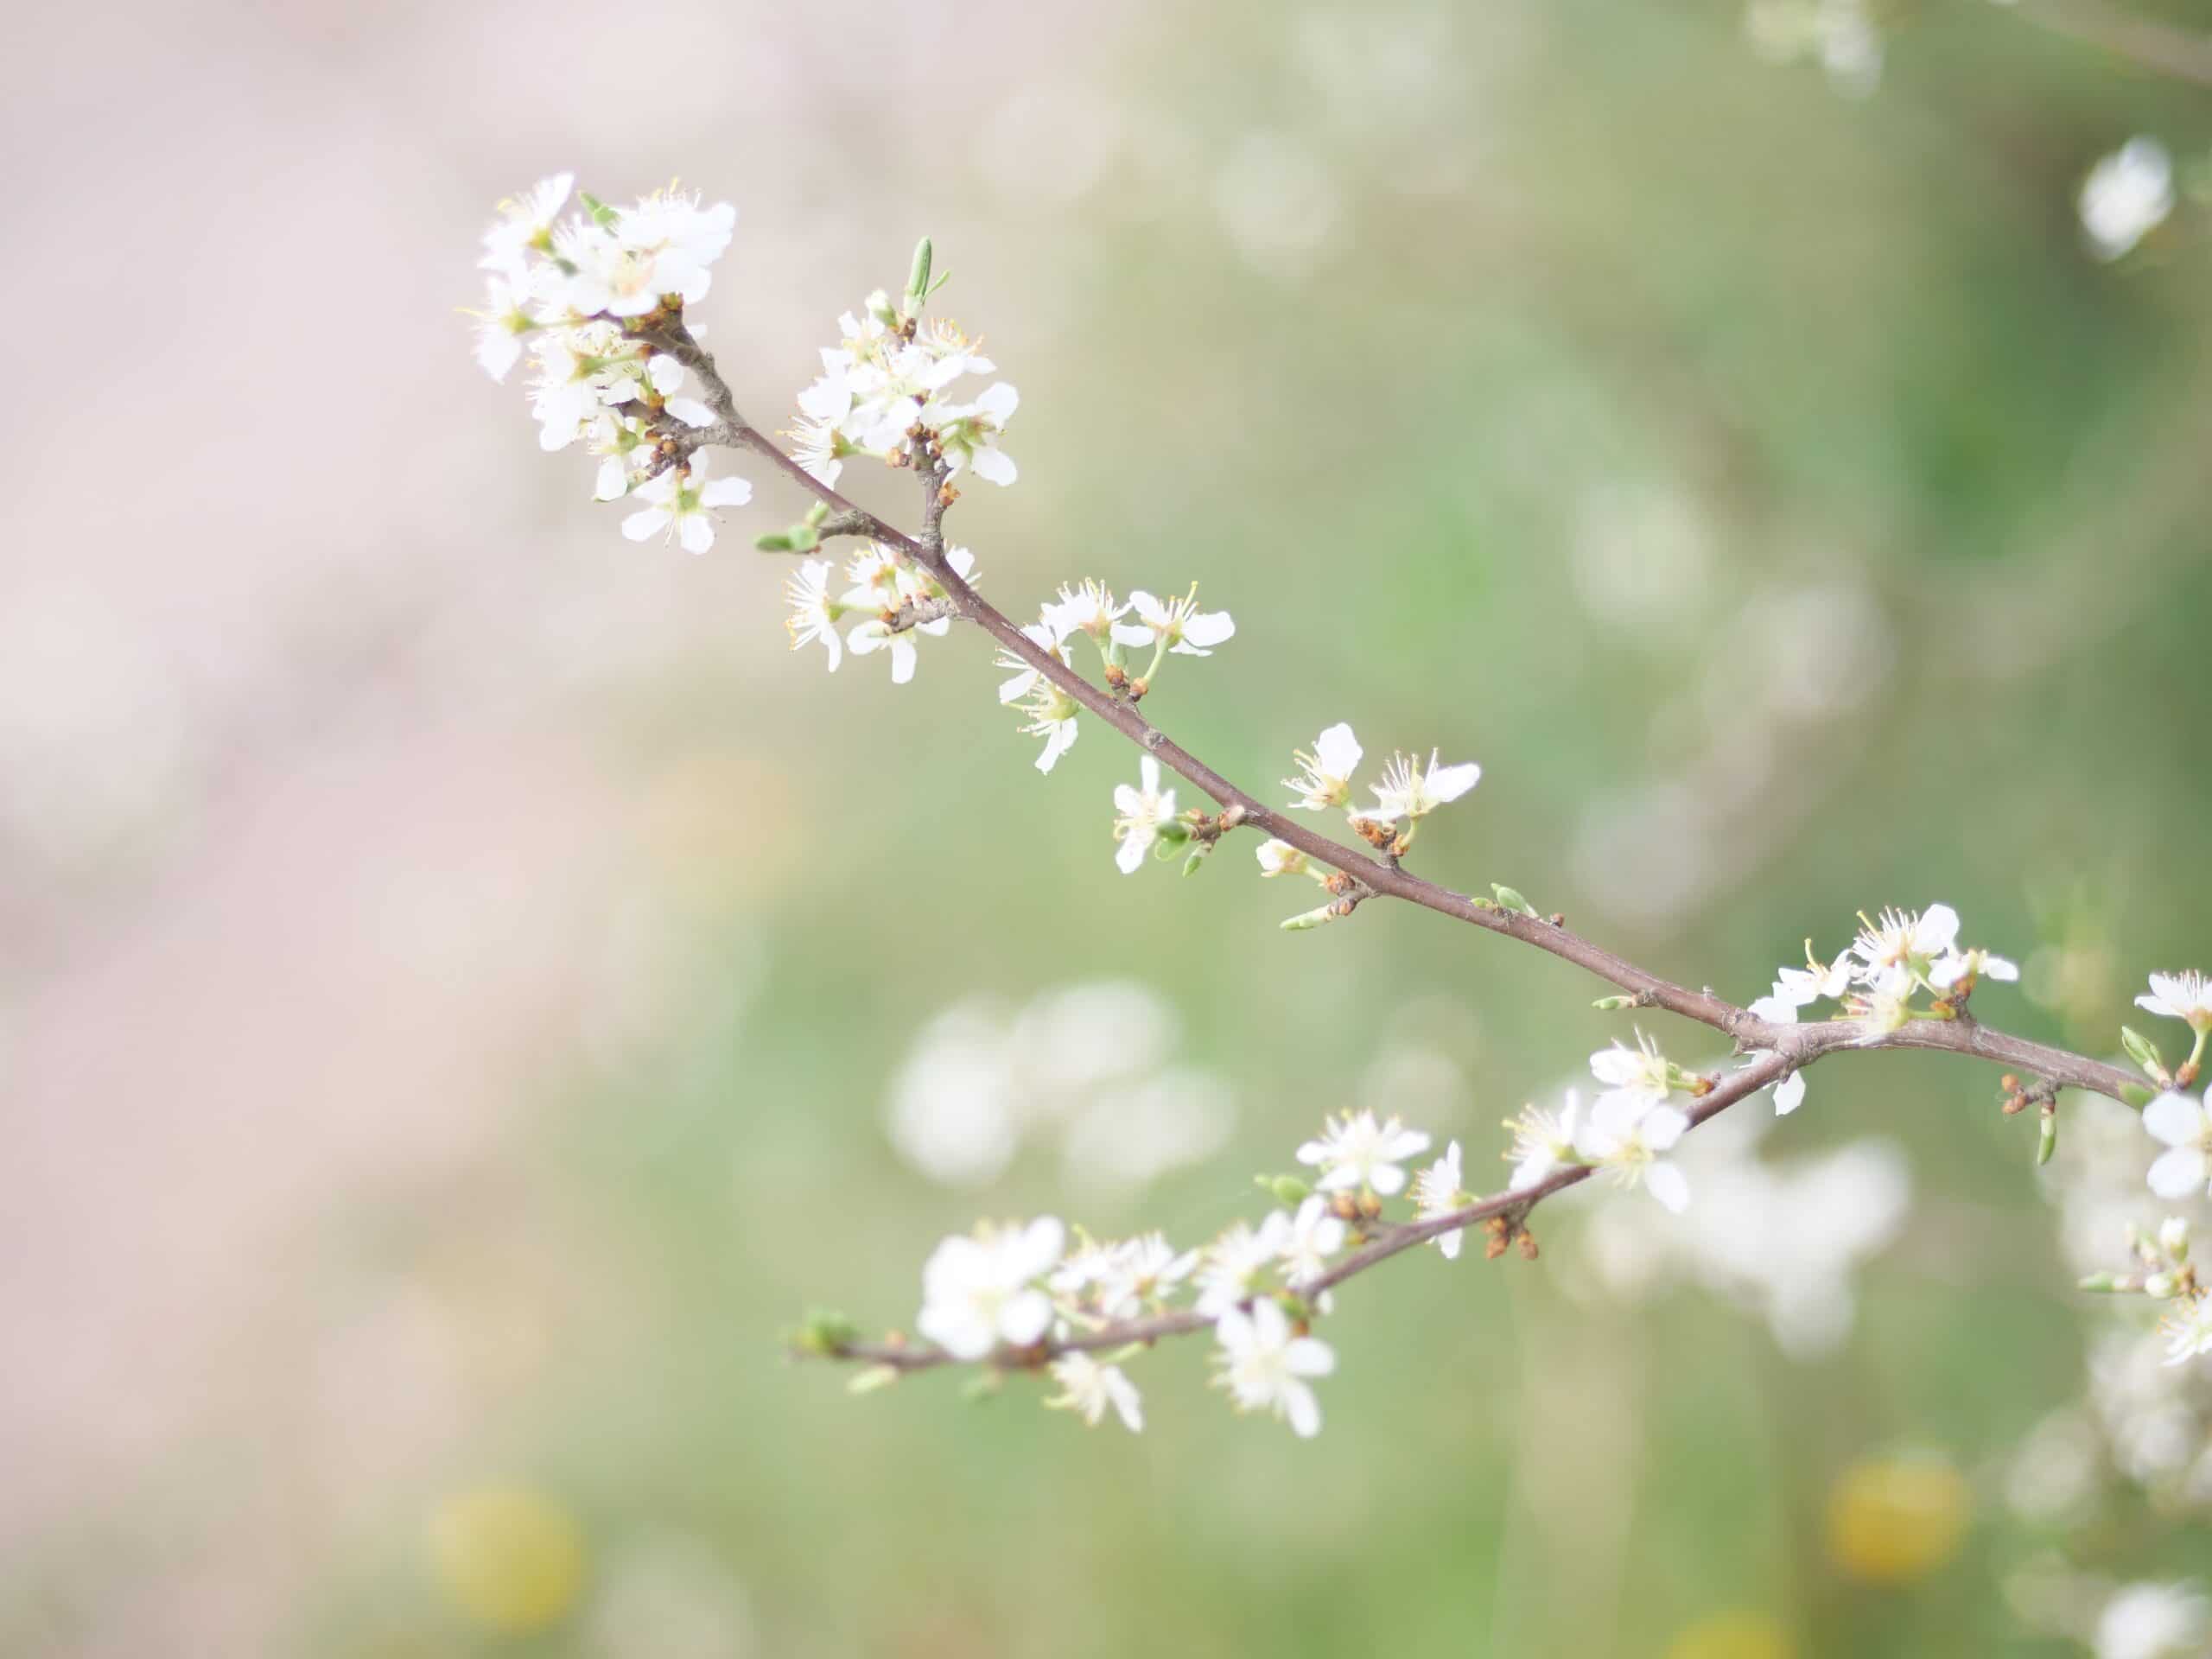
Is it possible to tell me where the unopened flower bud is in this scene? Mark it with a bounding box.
[2160,1217,2191,1260]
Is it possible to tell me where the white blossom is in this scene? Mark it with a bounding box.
[1211,1296,1335,1438]
[2144,1091,2212,1200]
[1194,1213,1294,1317]
[930,380,1020,485]
[554,188,736,317]
[2080,137,2175,263]
[1574,1092,1691,1212]
[1411,1140,1466,1258]
[2164,1297,2212,1369]
[467,272,548,381]
[1277,1195,1347,1291]
[1849,903,1959,993]
[783,558,842,670]
[1093,1232,1198,1319]
[1045,579,1129,644]
[2137,971,2212,1035]
[1504,1092,1583,1191]
[914,1217,1065,1360]
[1284,723,1362,811]
[1295,1109,1432,1195]
[1255,838,1308,877]
[1046,1351,1143,1432]
[1929,945,2020,989]
[1364,748,1481,823]
[479,173,574,279]
[1111,756,1178,874]
[1590,1029,1674,1112]
[1109,586,1236,658]
[619,454,751,554]
[2094,1580,2208,1659]
[997,617,1082,773]
[1774,950,1853,1007]
[585,411,657,501]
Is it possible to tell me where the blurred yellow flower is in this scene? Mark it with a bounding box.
[1824,1454,1971,1584]
[1665,1610,1795,1659]
[429,1484,587,1633]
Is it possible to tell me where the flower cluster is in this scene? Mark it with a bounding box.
[888,1107,1477,1440]
[788,275,1018,488]
[2084,1216,2212,1368]
[1255,724,1481,925]
[1738,906,2018,1106]
[1497,1034,1707,1213]
[784,543,976,683]
[470,175,750,547]
[1000,581,1235,774]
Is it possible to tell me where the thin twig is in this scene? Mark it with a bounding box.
[636,315,2149,1375]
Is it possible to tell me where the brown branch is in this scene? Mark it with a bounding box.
[623,313,2150,1376]
[820,1052,1796,1374]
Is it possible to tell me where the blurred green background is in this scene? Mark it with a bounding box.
[5,0,2211,1653]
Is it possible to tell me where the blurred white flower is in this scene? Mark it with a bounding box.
[1590,1029,1674,1112]
[915,1217,1065,1359]
[2164,1296,2212,1369]
[1576,1091,1691,1212]
[2080,137,2174,263]
[1212,130,1343,275]
[1411,1140,1466,1258]
[1505,1092,1583,1192]
[1295,1109,1432,1195]
[1581,1117,1909,1357]
[1255,837,1308,877]
[554,188,736,317]
[1285,723,1363,811]
[584,1533,753,1659]
[1212,1297,1334,1437]
[1277,1195,1348,1292]
[1929,946,2019,989]
[1061,1068,1235,1195]
[2144,1092,2212,1201]
[2094,1580,2208,1659]
[885,982,1230,1195]
[1046,1351,1143,1432]
[1089,1231,1198,1319]
[1111,756,1178,874]
[480,173,575,279]
[1195,1213,1294,1317]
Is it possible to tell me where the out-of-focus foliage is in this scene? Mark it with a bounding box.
[3,0,2209,1654]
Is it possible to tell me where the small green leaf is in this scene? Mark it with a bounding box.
[2121,1026,2167,1079]
[2037,1110,2059,1166]
[1256,1173,1313,1205]
[1592,995,1636,1011]
[846,1364,899,1395]
[906,237,934,308]
[1491,884,1538,918]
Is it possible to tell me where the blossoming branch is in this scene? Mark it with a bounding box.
[469,175,2212,1441]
